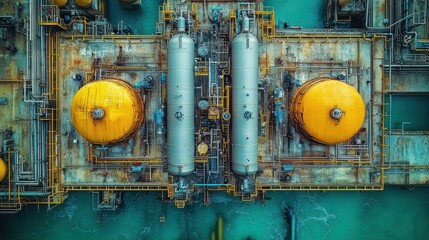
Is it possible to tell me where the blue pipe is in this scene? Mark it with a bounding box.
[291,211,296,240]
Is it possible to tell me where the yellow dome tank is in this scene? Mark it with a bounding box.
[71,79,144,144]
[290,78,365,145]
[75,0,91,8]
[50,0,68,7]
[0,158,7,182]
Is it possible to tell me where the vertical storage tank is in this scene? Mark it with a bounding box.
[167,17,195,176]
[231,21,259,176]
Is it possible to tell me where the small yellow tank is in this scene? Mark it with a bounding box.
[197,142,209,155]
[338,0,349,7]
[290,78,365,145]
[50,0,68,7]
[71,79,144,144]
[0,158,7,182]
[75,0,92,8]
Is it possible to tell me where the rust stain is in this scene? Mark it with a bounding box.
[73,59,82,65]
[130,72,137,81]
[104,58,112,65]
[379,1,386,14]
[158,49,167,65]
[17,70,24,80]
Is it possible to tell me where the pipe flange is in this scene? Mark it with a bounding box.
[330,107,343,120]
[243,111,252,120]
[175,111,184,121]
[222,112,231,121]
[92,108,105,120]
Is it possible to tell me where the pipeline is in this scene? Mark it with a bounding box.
[0,192,49,197]
[290,211,296,240]
[24,2,45,103]
[15,105,43,186]
[193,184,231,187]
[284,206,296,240]
[17,0,49,186]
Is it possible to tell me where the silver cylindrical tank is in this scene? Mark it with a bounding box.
[167,32,195,176]
[231,32,259,176]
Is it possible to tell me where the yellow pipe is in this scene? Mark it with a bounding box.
[225,86,231,113]
[8,150,11,199]
[218,217,223,240]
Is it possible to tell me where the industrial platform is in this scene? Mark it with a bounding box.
[0,0,428,213]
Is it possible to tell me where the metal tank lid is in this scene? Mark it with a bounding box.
[290,78,365,145]
[71,79,144,144]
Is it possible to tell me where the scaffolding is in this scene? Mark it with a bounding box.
[256,6,275,39]
[38,5,66,30]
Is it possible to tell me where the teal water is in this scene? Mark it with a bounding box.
[385,95,429,131]
[104,0,326,34]
[105,0,162,35]
[1,186,428,239]
[264,0,325,28]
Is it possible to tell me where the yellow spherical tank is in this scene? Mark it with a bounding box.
[50,0,68,7]
[0,158,7,182]
[290,78,365,145]
[75,0,91,8]
[71,79,144,144]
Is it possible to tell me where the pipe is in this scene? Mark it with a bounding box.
[0,192,49,197]
[275,29,368,35]
[193,184,231,187]
[369,38,374,164]
[30,0,38,96]
[383,64,429,68]
[24,17,44,103]
[16,105,41,185]
[291,211,296,240]
[98,156,161,161]
[388,31,393,170]
[40,24,46,97]
[401,122,411,134]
